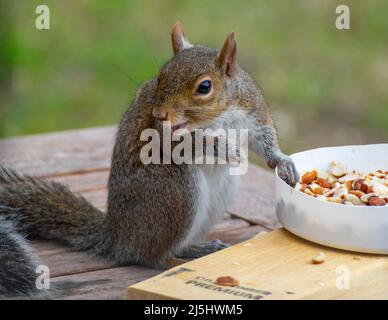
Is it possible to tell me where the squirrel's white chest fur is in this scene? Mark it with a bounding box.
[177,107,248,251]
[179,165,239,250]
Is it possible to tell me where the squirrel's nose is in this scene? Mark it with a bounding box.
[152,108,168,121]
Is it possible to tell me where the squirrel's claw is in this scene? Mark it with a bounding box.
[273,155,299,188]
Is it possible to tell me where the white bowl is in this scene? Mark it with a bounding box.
[275,144,388,254]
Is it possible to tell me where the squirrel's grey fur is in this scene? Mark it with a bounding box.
[0,24,298,298]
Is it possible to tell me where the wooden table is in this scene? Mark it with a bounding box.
[0,126,279,300]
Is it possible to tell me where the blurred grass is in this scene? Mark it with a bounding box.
[0,0,387,153]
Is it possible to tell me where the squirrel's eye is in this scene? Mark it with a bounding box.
[196,80,212,95]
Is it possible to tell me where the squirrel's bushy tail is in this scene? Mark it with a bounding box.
[0,214,44,298]
[0,167,106,297]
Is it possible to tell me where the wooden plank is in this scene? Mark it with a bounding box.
[39,250,116,278]
[207,225,268,245]
[49,170,110,193]
[229,164,280,229]
[228,211,273,229]
[127,229,388,300]
[32,240,74,256]
[208,218,250,234]
[51,266,161,300]
[79,189,108,211]
[0,126,116,176]
[30,241,115,278]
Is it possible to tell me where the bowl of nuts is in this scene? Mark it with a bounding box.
[275,143,388,254]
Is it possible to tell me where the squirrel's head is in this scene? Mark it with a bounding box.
[152,22,240,133]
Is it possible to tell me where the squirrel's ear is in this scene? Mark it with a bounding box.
[171,22,193,54]
[217,32,237,77]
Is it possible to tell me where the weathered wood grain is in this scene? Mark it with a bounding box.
[210,218,250,234]
[79,189,108,211]
[228,211,273,230]
[208,225,268,244]
[51,266,161,300]
[49,170,110,193]
[0,126,116,176]
[229,164,280,229]
[32,240,74,256]
[39,249,116,278]
[31,240,116,278]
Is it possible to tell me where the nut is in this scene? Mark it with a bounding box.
[329,161,347,177]
[304,188,315,196]
[349,190,364,199]
[298,163,387,206]
[368,196,386,206]
[316,170,329,180]
[332,186,348,198]
[339,173,360,183]
[345,180,353,191]
[312,187,325,195]
[316,178,333,189]
[327,197,342,203]
[312,252,326,264]
[215,276,239,286]
[301,170,317,184]
[372,182,388,196]
[299,184,309,192]
[361,193,376,203]
[343,193,365,206]
[353,179,369,193]
[372,171,386,178]
[327,174,338,184]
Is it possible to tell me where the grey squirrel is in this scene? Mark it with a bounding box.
[0,23,298,298]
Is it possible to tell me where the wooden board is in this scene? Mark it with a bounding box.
[127,229,388,300]
[0,126,116,176]
[50,266,161,300]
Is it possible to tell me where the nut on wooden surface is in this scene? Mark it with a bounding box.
[215,276,239,286]
[312,252,326,264]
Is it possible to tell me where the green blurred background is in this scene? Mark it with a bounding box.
[0,0,387,154]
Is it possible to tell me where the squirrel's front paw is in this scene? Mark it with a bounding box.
[269,155,299,187]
